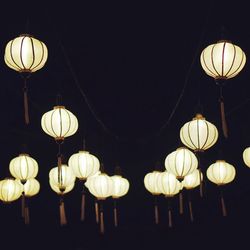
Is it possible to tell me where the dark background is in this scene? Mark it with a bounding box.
[0,1,250,249]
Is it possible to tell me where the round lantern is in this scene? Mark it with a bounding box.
[182,169,203,190]
[165,147,198,180]
[200,40,246,80]
[68,150,100,180]
[206,160,236,185]
[243,147,250,167]
[111,175,129,199]
[41,106,78,141]
[144,171,162,195]
[180,113,218,152]
[49,180,75,195]
[4,34,48,73]
[49,164,76,192]
[18,178,40,197]
[9,153,39,183]
[0,178,23,202]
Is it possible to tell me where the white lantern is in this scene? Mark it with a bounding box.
[243,147,250,167]
[4,34,48,73]
[9,154,38,183]
[49,164,76,191]
[49,180,75,195]
[41,106,78,141]
[200,40,246,80]
[0,178,23,202]
[85,171,101,188]
[68,150,100,180]
[18,178,40,197]
[110,175,129,198]
[206,160,236,185]
[144,171,162,195]
[87,173,113,200]
[157,171,181,197]
[180,113,218,152]
[182,169,202,189]
[165,147,198,180]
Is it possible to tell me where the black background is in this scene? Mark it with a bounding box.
[0,1,250,249]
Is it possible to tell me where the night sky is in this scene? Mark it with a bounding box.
[0,1,250,249]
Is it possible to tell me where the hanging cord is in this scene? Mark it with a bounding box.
[219,186,227,217]
[167,197,173,228]
[21,74,31,125]
[80,183,86,221]
[154,195,159,225]
[113,199,118,227]
[188,191,194,222]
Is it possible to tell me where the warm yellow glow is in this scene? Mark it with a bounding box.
[41,106,78,140]
[144,171,162,195]
[87,173,113,200]
[9,154,38,182]
[243,147,250,167]
[4,34,48,73]
[165,147,198,179]
[182,169,202,189]
[206,160,236,185]
[17,178,40,197]
[180,113,218,152]
[0,178,23,202]
[68,151,100,180]
[85,171,101,188]
[49,180,75,195]
[110,175,129,198]
[200,40,246,79]
[157,171,181,197]
[49,164,76,190]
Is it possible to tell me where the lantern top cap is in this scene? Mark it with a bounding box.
[216,159,226,163]
[78,150,89,153]
[216,39,232,44]
[193,113,205,120]
[19,153,30,157]
[19,33,34,38]
[176,146,188,150]
[53,105,65,110]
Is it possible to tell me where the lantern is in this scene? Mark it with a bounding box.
[4,34,48,124]
[180,113,218,152]
[41,106,78,141]
[165,147,198,180]
[144,171,161,195]
[49,180,75,195]
[0,178,23,202]
[207,160,236,216]
[9,154,38,183]
[243,147,250,167]
[157,171,181,228]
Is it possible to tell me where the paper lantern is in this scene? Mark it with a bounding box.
[49,180,75,195]
[144,171,162,195]
[180,113,218,152]
[111,175,129,199]
[0,178,23,202]
[182,169,203,190]
[243,147,250,167]
[9,154,38,183]
[19,178,40,197]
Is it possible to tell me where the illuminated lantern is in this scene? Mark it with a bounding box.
[207,160,236,216]
[49,180,75,195]
[9,154,38,183]
[144,171,161,195]
[0,178,23,202]
[180,114,218,152]
[4,34,48,124]
[243,147,250,167]
[41,106,78,141]
[165,147,198,180]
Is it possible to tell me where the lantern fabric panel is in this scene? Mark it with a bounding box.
[144,171,162,195]
[200,40,246,79]
[206,160,236,185]
[0,179,23,202]
[68,151,100,180]
[243,147,250,167]
[111,175,129,198]
[4,34,48,73]
[180,114,218,151]
[182,169,202,189]
[9,154,39,181]
[49,180,75,195]
[165,147,198,179]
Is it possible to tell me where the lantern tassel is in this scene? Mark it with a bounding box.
[21,192,25,218]
[99,201,104,234]
[199,168,203,197]
[25,205,30,225]
[179,191,184,215]
[23,83,30,125]
[59,197,67,226]
[220,192,227,217]
[95,200,99,224]
[168,208,172,228]
[80,192,85,221]
[220,97,228,138]
[114,199,118,227]
[154,204,159,225]
[188,200,194,222]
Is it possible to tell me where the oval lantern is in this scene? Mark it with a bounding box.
[243,147,250,167]
[180,113,218,152]
[200,40,246,80]
[0,178,23,202]
[41,106,78,141]
[165,147,198,180]
[68,150,100,180]
[206,160,236,185]
[4,34,48,73]
[144,171,162,195]
[49,180,75,195]
[9,154,39,183]
[18,178,40,197]
[111,175,129,199]
[49,164,76,192]
[182,169,203,190]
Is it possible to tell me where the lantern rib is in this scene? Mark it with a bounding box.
[20,36,27,71]
[224,43,236,77]
[50,109,58,138]
[201,50,216,78]
[202,121,209,150]
[187,122,196,149]
[29,37,36,71]
[227,49,245,78]
[221,42,226,77]
[31,41,45,72]
[196,120,201,150]
[63,109,72,138]
[59,108,63,138]
[211,44,221,77]
[9,39,22,71]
